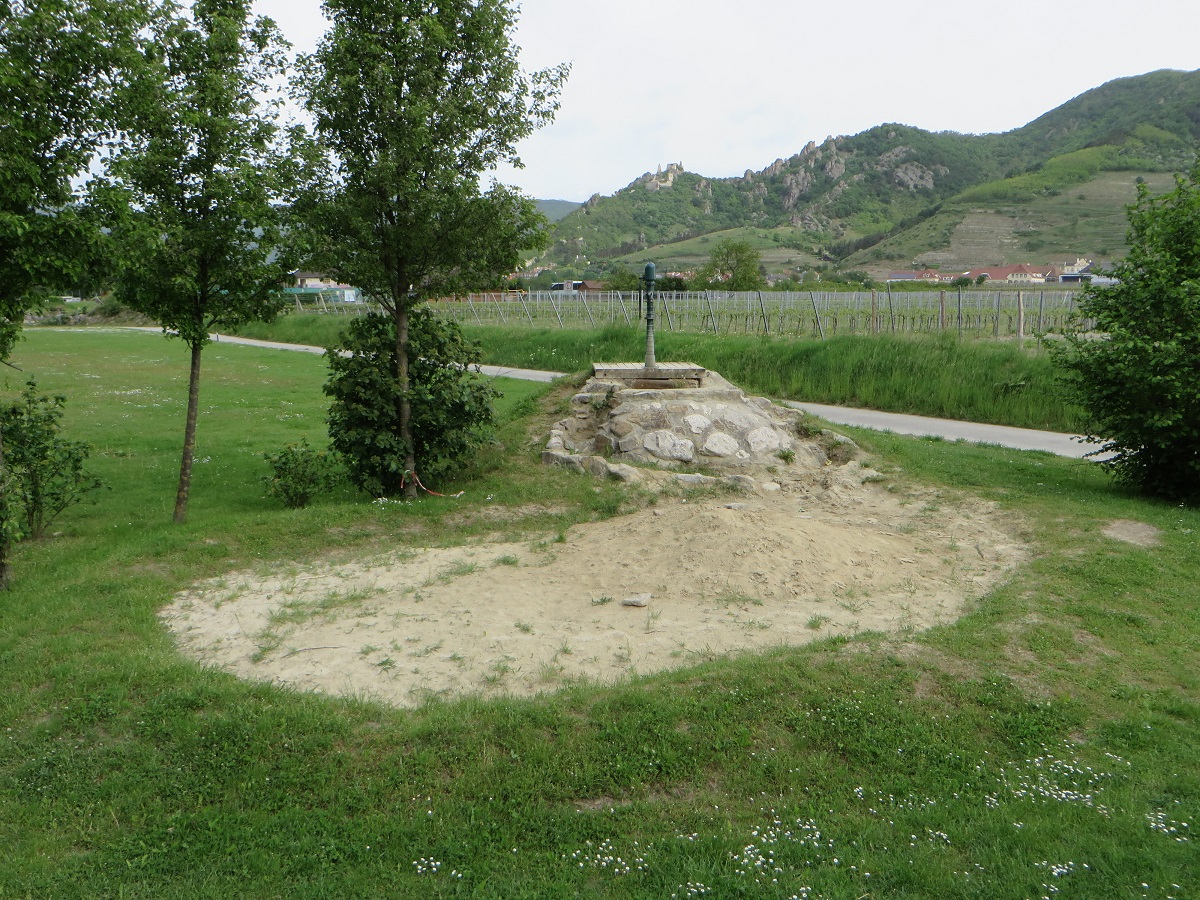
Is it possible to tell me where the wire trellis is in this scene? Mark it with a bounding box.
[424,288,1091,339]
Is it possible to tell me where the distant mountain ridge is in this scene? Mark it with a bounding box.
[542,69,1200,277]
[535,199,583,222]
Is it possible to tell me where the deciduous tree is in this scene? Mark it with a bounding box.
[695,238,766,291]
[296,0,568,497]
[1055,162,1200,503]
[98,0,296,523]
[0,0,141,586]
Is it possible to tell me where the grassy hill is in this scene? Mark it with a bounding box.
[541,69,1200,279]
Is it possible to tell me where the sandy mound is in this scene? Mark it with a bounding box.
[162,463,1025,708]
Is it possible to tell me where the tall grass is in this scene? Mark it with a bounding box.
[1,327,1197,898]
[234,316,1085,432]
[468,325,1083,432]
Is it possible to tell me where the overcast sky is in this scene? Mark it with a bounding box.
[254,0,1199,202]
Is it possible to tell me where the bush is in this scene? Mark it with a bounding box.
[262,439,342,509]
[0,379,104,538]
[324,310,499,497]
[1054,162,1200,503]
[91,296,127,318]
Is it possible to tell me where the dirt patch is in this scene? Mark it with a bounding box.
[162,466,1026,709]
[1102,519,1161,547]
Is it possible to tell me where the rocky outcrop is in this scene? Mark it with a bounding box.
[543,371,845,491]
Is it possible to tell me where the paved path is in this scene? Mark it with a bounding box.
[780,402,1101,459]
[129,328,1099,459]
[128,328,564,382]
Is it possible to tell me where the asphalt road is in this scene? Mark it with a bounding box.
[133,329,1101,460]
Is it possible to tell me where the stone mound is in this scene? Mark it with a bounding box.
[542,370,851,486]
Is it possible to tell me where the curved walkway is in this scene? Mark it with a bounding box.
[780,402,1100,460]
[128,328,1100,460]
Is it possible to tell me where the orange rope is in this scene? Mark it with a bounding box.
[401,470,464,499]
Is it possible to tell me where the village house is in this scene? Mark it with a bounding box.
[885,268,944,283]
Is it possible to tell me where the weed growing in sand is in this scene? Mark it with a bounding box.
[410,642,443,658]
[715,593,763,608]
[437,560,479,582]
[515,621,533,634]
[250,632,283,663]
[591,596,613,606]
[494,554,520,567]
[613,640,632,665]
[807,614,830,630]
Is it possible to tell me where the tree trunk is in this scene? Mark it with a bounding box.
[396,303,417,500]
[0,421,10,590]
[173,341,203,523]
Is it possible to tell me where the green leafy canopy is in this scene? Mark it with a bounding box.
[0,0,147,358]
[97,0,296,345]
[1055,160,1200,503]
[295,0,569,305]
[324,311,500,497]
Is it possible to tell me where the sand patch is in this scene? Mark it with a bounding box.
[162,469,1025,708]
[1102,519,1162,547]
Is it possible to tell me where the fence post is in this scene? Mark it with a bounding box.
[939,290,946,331]
[871,290,878,334]
[1017,290,1025,346]
[660,293,675,331]
[809,291,825,339]
[993,291,1001,337]
[487,292,508,323]
[886,283,896,334]
[616,291,632,326]
[517,291,534,325]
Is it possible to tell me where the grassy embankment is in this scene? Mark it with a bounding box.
[234,316,1085,433]
[0,326,1195,898]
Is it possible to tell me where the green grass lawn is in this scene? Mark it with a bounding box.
[1,326,1195,898]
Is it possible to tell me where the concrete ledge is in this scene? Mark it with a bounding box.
[593,361,707,388]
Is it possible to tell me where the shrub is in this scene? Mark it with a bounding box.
[0,379,104,539]
[262,439,342,509]
[324,310,499,497]
[1053,162,1200,503]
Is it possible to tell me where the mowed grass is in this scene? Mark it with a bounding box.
[235,316,1085,433]
[2,326,1196,898]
